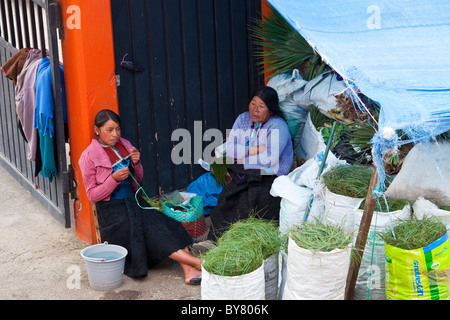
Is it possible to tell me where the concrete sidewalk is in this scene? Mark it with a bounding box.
[0,165,201,300]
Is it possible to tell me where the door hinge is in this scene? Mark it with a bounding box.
[62,165,75,198]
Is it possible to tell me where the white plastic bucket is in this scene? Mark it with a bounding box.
[80,242,128,291]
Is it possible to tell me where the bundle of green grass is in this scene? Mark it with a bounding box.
[201,217,282,277]
[322,164,373,198]
[289,220,353,253]
[378,215,447,250]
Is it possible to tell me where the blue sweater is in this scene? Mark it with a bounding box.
[226,112,293,176]
[34,57,66,181]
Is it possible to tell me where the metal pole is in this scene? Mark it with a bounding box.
[303,121,337,223]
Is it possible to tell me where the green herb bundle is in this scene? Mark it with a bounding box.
[201,217,282,276]
[378,216,447,250]
[290,220,353,253]
[322,164,373,198]
[309,104,332,129]
[210,157,232,186]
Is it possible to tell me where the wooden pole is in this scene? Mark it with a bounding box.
[345,165,379,300]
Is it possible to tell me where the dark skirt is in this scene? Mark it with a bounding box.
[95,197,193,278]
[208,164,281,241]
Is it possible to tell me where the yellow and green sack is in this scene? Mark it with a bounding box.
[385,233,450,300]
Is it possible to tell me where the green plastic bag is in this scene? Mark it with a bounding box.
[385,233,450,300]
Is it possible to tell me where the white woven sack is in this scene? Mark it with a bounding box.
[413,197,450,231]
[263,254,279,300]
[352,204,411,300]
[293,73,347,112]
[385,142,450,206]
[323,185,364,233]
[279,198,307,236]
[278,250,288,300]
[283,237,351,300]
[267,69,307,103]
[201,263,265,300]
[270,175,312,208]
[296,113,325,161]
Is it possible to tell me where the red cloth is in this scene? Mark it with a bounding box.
[101,140,130,165]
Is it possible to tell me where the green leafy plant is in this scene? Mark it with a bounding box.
[251,4,329,80]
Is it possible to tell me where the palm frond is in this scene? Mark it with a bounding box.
[251,5,330,80]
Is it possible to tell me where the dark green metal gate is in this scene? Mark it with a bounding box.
[110,0,263,197]
[0,0,71,227]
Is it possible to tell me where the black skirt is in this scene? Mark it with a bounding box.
[208,164,281,241]
[95,197,193,278]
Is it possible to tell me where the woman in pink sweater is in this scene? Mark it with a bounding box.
[79,109,201,285]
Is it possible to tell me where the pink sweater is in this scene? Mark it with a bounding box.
[78,138,144,203]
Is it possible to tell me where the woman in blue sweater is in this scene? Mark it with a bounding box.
[208,86,293,240]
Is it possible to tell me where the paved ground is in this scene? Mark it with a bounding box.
[0,164,201,300]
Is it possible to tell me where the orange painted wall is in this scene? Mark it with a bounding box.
[59,0,118,244]
[261,0,275,83]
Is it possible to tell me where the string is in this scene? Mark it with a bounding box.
[108,145,159,210]
[128,171,159,211]
[111,147,192,213]
[365,202,379,300]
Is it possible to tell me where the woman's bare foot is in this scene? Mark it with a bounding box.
[183,265,202,285]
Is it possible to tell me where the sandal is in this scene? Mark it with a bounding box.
[190,241,216,257]
[185,277,202,286]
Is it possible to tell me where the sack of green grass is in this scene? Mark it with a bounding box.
[201,218,282,300]
[379,216,450,300]
[321,165,372,232]
[283,221,353,300]
[353,200,411,300]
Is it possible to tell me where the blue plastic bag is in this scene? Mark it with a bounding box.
[187,173,223,216]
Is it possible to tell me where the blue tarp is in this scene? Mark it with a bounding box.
[268,0,450,187]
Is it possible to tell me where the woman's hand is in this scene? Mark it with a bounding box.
[130,147,141,165]
[248,145,266,156]
[112,167,130,181]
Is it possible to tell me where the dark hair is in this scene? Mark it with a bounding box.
[94,109,121,128]
[253,85,286,121]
